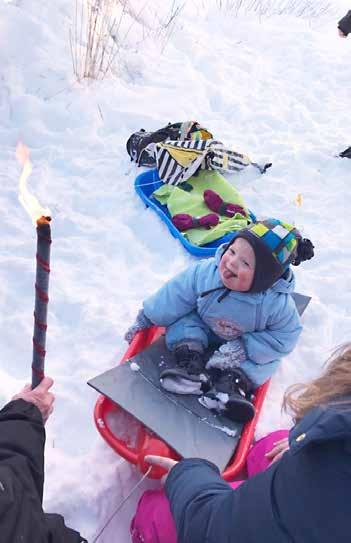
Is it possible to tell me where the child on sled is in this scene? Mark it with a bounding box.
[125,219,314,423]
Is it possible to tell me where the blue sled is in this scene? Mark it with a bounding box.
[135,169,256,258]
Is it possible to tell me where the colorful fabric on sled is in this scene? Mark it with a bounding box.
[244,219,299,269]
[155,140,251,185]
[126,121,213,167]
[155,142,208,186]
[152,170,250,246]
[179,121,213,141]
[209,141,251,172]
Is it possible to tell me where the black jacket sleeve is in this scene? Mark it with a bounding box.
[0,399,45,500]
[165,458,235,543]
[0,399,87,543]
[338,10,351,36]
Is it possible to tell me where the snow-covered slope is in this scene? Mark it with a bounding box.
[0,1,350,540]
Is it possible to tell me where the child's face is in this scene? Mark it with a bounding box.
[219,237,256,292]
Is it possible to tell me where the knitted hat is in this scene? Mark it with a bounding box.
[227,218,314,293]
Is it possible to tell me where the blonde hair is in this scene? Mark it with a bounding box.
[283,343,351,423]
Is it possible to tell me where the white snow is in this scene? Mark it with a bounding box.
[1,1,351,541]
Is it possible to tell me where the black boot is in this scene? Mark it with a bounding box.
[174,344,206,375]
[160,345,210,395]
[201,368,255,423]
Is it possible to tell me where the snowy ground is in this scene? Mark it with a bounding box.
[1,0,351,541]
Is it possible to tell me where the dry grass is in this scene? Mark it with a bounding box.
[153,0,185,53]
[215,0,333,18]
[70,0,185,82]
[70,0,137,82]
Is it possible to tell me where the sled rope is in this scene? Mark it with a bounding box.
[92,466,152,543]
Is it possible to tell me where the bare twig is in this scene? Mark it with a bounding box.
[215,0,333,18]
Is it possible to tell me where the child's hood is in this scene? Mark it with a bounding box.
[214,243,296,295]
[271,269,296,294]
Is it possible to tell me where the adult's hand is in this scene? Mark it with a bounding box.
[265,436,289,463]
[12,377,55,424]
[145,455,178,483]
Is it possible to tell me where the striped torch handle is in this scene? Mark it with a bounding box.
[32,217,51,388]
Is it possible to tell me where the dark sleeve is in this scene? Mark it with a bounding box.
[0,399,45,501]
[0,399,87,542]
[338,10,351,36]
[165,458,235,543]
[45,514,88,543]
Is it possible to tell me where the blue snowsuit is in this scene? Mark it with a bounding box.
[143,244,302,386]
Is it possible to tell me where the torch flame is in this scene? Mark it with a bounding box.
[16,142,51,225]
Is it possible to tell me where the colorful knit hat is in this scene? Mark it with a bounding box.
[227,218,314,293]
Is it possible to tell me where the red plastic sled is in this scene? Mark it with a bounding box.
[94,326,269,481]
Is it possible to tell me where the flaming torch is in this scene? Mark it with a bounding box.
[16,143,52,388]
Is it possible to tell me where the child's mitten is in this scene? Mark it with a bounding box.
[172,213,219,232]
[204,189,246,218]
[124,309,153,344]
[206,339,247,371]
